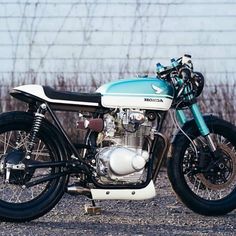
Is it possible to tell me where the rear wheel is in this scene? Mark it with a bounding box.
[167,116,236,215]
[0,112,67,222]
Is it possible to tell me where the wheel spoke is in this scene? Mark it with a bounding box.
[0,129,55,204]
[1,132,13,153]
[183,133,236,201]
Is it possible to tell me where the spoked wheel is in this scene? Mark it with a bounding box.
[167,116,236,216]
[183,137,236,200]
[0,112,67,222]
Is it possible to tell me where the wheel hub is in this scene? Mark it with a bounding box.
[197,144,236,190]
[2,150,34,185]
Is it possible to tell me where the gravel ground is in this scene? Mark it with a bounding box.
[0,169,235,236]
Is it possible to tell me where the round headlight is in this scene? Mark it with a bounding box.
[192,72,205,97]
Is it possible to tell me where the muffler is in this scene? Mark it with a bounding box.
[67,185,92,198]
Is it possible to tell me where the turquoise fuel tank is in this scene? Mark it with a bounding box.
[96,77,174,110]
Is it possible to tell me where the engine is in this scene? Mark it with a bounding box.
[93,109,158,184]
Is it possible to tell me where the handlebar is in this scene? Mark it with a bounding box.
[156,55,205,107]
[156,54,193,78]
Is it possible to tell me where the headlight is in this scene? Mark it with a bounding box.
[192,72,205,97]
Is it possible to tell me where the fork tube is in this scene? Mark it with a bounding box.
[190,103,216,152]
[176,109,187,126]
[190,103,209,136]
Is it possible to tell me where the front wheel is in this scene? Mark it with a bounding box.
[0,111,68,222]
[167,116,236,216]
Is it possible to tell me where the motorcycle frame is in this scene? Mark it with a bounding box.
[25,101,169,189]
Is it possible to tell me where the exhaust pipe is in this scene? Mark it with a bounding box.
[67,185,92,198]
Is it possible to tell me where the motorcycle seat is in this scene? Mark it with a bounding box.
[43,86,101,105]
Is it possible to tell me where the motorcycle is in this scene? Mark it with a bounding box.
[0,55,235,222]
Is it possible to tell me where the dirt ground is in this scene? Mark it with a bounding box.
[0,169,235,236]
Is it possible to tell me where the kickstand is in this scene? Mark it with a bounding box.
[92,200,96,207]
[84,199,101,215]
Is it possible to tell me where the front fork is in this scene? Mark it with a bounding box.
[176,103,217,152]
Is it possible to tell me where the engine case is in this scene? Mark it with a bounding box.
[96,146,149,183]
[94,109,157,184]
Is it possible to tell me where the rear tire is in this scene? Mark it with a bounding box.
[167,116,236,216]
[0,111,68,222]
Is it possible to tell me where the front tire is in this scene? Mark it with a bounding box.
[0,111,68,222]
[167,116,236,216]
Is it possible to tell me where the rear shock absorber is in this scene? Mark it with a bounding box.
[25,103,47,160]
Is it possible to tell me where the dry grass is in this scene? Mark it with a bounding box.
[1,76,235,141]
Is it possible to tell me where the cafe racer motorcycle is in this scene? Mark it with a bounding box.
[0,55,235,222]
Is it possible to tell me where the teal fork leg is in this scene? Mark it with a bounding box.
[190,103,210,136]
[176,109,187,126]
[190,103,216,152]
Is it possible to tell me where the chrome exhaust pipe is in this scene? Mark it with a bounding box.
[67,185,92,198]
